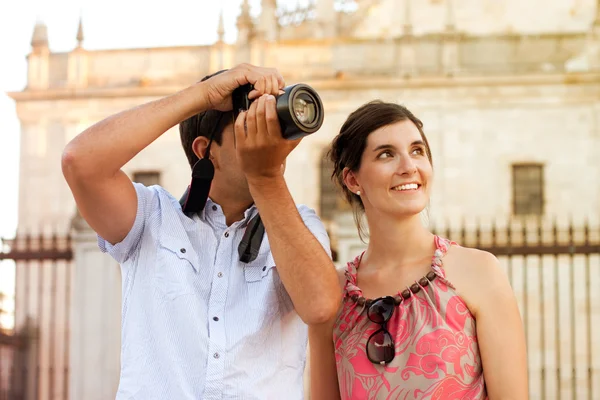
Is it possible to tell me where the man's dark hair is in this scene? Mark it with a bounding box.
[179,70,233,168]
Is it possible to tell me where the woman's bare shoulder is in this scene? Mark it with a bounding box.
[445,244,502,276]
[443,244,511,316]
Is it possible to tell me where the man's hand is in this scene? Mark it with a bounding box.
[233,94,302,182]
[203,64,285,111]
[234,98,342,326]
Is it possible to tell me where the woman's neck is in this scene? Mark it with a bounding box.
[361,211,435,272]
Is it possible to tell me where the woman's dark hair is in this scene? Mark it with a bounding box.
[327,100,433,240]
[179,70,232,168]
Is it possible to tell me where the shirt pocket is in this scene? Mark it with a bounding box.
[154,234,198,301]
[243,253,280,312]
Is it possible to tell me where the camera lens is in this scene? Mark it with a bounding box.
[292,94,317,126]
[275,83,324,139]
[288,88,321,131]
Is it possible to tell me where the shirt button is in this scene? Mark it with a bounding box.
[213,353,220,359]
[224,232,229,238]
[213,316,219,321]
[180,248,186,254]
[212,205,217,211]
[217,272,223,278]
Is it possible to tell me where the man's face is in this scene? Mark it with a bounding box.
[211,122,252,199]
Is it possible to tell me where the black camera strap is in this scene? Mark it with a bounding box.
[179,191,266,264]
[238,214,265,263]
[180,189,265,264]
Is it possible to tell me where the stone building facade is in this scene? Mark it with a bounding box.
[6,0,600,398]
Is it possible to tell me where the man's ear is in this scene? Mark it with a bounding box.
[192,136,210,160]
[342,167,361,194]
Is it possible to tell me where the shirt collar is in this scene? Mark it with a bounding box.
[202,197,258,228]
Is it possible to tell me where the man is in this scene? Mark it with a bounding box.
[62,63,341,399]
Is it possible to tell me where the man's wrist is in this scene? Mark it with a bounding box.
[187,81,211,112]
[246,173,286,191]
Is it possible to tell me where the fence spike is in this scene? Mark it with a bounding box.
[475,217,481,248]
[444,219,450,242]
[552,217,558,248]
[537,216,543,246]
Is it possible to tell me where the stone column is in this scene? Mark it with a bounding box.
[397,0,417,77]
[441,0,460,76]
[67,48,89,89]
[398,35,417,78]
[69,212,121,400]
[27,52,49,90]
[441,32,460,76]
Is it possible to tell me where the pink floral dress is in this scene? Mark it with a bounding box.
[333,236,487,399]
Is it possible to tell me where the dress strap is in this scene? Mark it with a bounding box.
[344,251,364,297]
[431,235,457,279]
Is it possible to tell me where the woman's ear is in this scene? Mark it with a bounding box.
[342,167,361,195]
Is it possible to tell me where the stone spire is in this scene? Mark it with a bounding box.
[237,0,253,31]
[68,13,90,88]
[258,0,278,41]
[31,20,49,50]
[28,19,50,89]
[217,8,225,43]
[315,0,336,38]
[76,15,84,48]
[236,0,255,43]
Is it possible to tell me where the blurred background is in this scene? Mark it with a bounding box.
[1,0,599,399]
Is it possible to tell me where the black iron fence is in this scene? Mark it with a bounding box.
[0,234,72,400]
[432,219,600,400]
[0,219,599,399]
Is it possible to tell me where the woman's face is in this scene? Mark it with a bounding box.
[346,120,433,219]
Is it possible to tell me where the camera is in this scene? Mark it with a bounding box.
[232,83,324,140]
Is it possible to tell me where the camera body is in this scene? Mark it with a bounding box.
[232,83,324,140]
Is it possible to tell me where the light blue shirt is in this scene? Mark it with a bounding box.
[98,183,331,400]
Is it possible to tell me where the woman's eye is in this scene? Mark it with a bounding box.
[378,150,393,159]
[412,147,425,155]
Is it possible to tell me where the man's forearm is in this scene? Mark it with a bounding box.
[63,83,209,179]
[248,176,342,325]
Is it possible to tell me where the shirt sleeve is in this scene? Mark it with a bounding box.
[297,205,332,259]
[97,182,159,264]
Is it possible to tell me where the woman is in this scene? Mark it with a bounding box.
[309,101,528,399]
